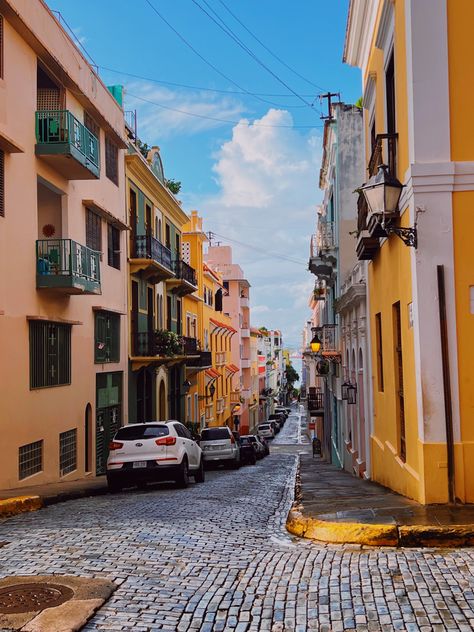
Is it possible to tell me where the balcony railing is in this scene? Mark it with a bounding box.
[132,332,198,358]
[36,239,101,294]
[368,133,397,178]
[35,110,100,178]
[186,351,212,369]
[132,235,172,270]
[173,259,197,287]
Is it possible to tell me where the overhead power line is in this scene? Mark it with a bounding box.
[143,0,302,110]
[126,91,324,129]
[208,231,307,266]
[101,66,316,98]
[189,0,315,111]
[216,0,326,93]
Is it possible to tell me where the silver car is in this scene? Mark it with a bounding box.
[200,426,240,468]
[257,423,274,439]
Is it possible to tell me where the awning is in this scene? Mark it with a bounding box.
[205,368,220,379]
[225,363,239,374]
[209,318,237,334]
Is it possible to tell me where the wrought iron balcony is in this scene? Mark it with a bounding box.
[368,133,397,178]
[186,351,212,370]
[168,259,198,296]
[130,235,174,282]
[36,239,101,295]
[132,332,199,360]
[35,110,100,179]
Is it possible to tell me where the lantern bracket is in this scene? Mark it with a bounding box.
[383,225,417,249]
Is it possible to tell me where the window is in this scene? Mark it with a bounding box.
[59,429,77,476]
[375,313,384,392]
[0,149,4,218]
[30,321,71,389]
[95,311,120,363]
[105,134,118,185]
[223,281,229,293]
[19,440,43,480]
[215,289,223,312]
[165,223,171,249]
[107,224,120,269]
[115,424,168,440]
[86,208,101,252]
[186,396,191,422]
[84,112,99,140]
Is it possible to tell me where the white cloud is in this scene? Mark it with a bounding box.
[124,82,245,138]
[187,109,322,350]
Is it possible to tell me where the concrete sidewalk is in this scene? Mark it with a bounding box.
[287,454,474,547]
[0,477,108,519]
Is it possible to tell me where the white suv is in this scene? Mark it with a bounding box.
[106,421,204,492]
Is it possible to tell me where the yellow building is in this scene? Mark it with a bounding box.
[182,212,237,430]
[126,145,198,426]
[344,0,474,503]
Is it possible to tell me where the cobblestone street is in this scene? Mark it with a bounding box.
[1,413,474,631]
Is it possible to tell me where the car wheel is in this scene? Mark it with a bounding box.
[250,455,257,465]
[232,457,241,470]
[194,458,205,483]
[176,457,190,488]
[107,479,123,493]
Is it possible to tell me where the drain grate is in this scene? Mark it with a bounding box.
[0,583,74,614]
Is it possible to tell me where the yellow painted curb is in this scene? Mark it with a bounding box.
[398,524,474,548]
[0,495,42,518]
[287,509,398,546]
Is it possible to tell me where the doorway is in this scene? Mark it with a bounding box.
[95,372,122,475]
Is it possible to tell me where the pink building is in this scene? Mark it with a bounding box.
[0,1,128,490]
[206,245,252,434]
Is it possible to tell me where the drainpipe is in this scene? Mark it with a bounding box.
[437,265,456,503]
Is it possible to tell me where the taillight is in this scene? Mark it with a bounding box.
[155,436,177,446]
[109,441,123,450]
[230,434,235,444]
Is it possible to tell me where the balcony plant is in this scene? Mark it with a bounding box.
[154,330,183,356]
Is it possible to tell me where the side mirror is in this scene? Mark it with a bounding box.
[193,433,201,443]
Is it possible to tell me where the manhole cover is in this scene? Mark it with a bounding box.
[0,583,74,614]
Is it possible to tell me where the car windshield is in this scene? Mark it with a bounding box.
[201,428,230,441]
[259,425,270,430]
[115,424,169,440]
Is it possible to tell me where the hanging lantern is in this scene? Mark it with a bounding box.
[341,380,351,400]
[347,383,357,405]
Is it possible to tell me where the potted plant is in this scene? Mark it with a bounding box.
[154,330,183,356]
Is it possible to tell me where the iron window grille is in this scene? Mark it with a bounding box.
[86,208,102,253]
[59,429,77,476]
[30,321,71,389]
[19,440,43,480]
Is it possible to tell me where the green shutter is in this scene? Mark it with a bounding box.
[95,313,107,363]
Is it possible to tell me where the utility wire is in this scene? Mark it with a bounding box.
[101,66,316,98]
[216,0,326,93]
[189,0,315,110]
[208,231,307,266]
[126,91,324,129]
[143,0,302,110]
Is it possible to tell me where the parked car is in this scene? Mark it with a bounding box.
[257,436,270,456]
[200,426,240,469]
[284,407,292,415]
[257,423,274,439]
[238,435,258,465]
[275,407,289,420]
[106,421,204,492]
[268,414,284,431]
[240,434,265,460]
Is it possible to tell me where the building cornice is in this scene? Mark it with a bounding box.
[343,0,378,71]
[334,282,366,314]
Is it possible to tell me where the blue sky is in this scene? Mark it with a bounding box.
[47,0,361,348]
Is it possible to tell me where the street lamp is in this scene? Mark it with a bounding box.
[347,383,357,405]
[182,379,191,395]
[341,380,351,401]
[310,326,322,354]
[361,164,417,248]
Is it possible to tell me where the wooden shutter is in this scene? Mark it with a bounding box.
[86,209,101,252]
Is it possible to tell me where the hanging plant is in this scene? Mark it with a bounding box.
[154,330,183,356]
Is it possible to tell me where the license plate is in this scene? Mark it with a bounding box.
[133,461,147,469]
